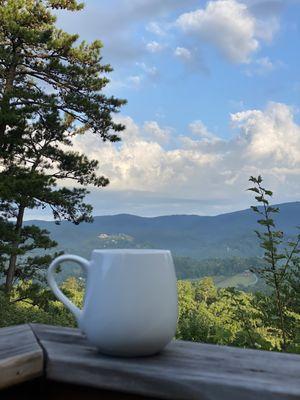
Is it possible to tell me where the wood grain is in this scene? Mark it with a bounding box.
[31,324,300,400]
[0,324,43,390]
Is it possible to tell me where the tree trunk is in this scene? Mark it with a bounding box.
[274,277,287,352]
[0,61,17,161]
[5,204,25,295]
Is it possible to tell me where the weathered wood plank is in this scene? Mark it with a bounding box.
[1,379,155,400]
[0,324,43,390]
[31,324,300,400]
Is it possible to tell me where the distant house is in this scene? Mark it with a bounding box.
[98,233,110,239]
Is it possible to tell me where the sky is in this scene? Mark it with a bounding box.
[29,0,300,218]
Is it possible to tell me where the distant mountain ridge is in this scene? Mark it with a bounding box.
[26,202,300,259]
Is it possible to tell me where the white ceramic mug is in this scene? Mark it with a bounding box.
[47,249,178,357]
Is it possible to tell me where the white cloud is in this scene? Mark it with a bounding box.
[146,41,165,53]
[71,117,219,195]
[258,56,274,68]
[128,75,143,88]
[174,46,192,61]
[173,46,208,73]
[107,68,159,92]
[111,64,159,91]
[231,102,300,164]
[189,120,221,143]
[255,56,275,71]
[146,21,166,36]
[143,121,171,145]
[245,56,283,76]
[57,0,199,65]
[255,16,279,42]
[70,102,300,209]
[176,0,279,63]
[136,62,159,78]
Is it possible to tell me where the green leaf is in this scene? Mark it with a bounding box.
[264,190,273,196]
[249,176,258,183]
[257,219,275,227]
[248,187,260,194]
[267,206,279,213]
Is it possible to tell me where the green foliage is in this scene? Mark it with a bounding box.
[0,280,76,328]
[0,276,299,353]
[0,277,88,327]
[176,278,290,351]
[175,178,300,353]
[248,176,300,351]
[174,256,265,280]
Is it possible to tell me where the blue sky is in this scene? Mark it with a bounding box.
[105,1,299,134]
[29,0,300,218]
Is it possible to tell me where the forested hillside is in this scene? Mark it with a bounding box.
[26,202,300,259]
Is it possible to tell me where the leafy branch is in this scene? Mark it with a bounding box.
[248,175,300,351]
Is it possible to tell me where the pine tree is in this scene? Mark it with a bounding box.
[0,0,126,294]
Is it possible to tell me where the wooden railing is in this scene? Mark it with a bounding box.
[1,324,300,399]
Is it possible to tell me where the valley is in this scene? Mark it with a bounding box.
[24,201,300,290]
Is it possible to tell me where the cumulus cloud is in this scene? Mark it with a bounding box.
[71,117,218,195]
[146,41,165,53]
[189,120,222,143]
[254,56,275,71]
[176,0,279,63]
[173,46,209,73]
[57,0,198,65]
[128,75,143,88]
[129,62,159,85]
[174,47,192,61]
[231,102,300,164]
[146,21,167,36]
[143,121,171,145]
[70,102,300,213]
[136,62,158,76]
[110,63,159,91]
[244,56,283,76]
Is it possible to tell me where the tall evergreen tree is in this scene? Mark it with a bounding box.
[0,0,126,294]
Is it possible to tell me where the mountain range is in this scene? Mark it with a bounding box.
[26,202,300,260]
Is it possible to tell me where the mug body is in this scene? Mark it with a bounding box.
[81,249,178,357]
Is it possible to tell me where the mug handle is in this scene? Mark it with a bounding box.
[47,254,90,322]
